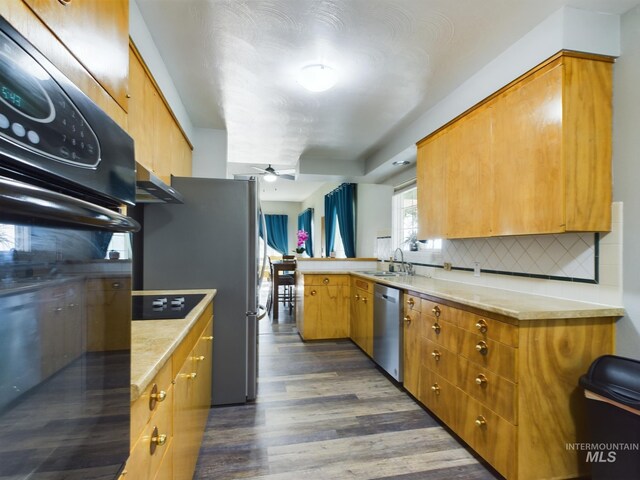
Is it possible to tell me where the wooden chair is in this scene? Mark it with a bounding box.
[268,257,295,317]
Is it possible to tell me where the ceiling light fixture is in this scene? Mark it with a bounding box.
[263,172,277,182]
[392,160,411,166]
[297,64,338,92]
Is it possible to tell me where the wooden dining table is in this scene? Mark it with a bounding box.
[271,260,296,319]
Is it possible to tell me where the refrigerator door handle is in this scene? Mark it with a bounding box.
[258,206,268,291]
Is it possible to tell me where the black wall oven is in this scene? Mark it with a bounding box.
[0,16,138,479]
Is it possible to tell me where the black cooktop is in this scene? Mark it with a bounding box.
[132,293,206,321]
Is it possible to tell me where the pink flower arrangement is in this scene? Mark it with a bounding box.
[295,229,309,253]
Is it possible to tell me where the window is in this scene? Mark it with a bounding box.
[105,232,131,259]
[392,186,441,252]
[333,222,346,258]
[0,224,30,252]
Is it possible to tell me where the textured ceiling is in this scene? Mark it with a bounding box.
[136,0,637,183]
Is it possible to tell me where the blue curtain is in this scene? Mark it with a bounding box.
[93,231,113,259]
[324,194,336,256]
[259,214,288,255]
[297,208,314,257]
[334,183,356,258]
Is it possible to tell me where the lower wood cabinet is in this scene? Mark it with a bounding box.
[296,274,350,340]
[406,294,616,480]
[125,300,213,480]
[350,277,373,356]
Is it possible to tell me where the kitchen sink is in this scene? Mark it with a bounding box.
[360,271,402,277]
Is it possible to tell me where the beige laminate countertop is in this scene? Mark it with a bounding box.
[130,289,216,402]
[299,271,624,321]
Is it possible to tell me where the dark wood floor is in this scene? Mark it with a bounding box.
[193,291,500,479]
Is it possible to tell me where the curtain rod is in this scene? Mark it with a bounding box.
[326,182,355,196]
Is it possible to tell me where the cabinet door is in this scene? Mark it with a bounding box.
[303,286,348,339]
[492,64,564,235]
[445,106,493,238]
[173,354,198,480]
[128,47,153,173]
[85,278,131,352]
[417,134,446,239]
[360,290,373,356]
[402,309,421,397]
[23,0,129,110]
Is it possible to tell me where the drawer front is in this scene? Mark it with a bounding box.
[418,368,458,429]
[172,301,213,376]
[405,292,422,313]
[351,277,373,291]
[457,355,517,424]
[126,385,174,480]
[152,438,174,480]
[458,329,517,382]
[421,299,452,323]
[451,309,518,347]
[422,338,457,385]
[305,274,350,286]
[131,359,173,449]
[86,277,130,292]
[457,391,516,479]
[423,317,459,352]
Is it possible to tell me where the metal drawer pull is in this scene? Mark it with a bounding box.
[310,290,317,296]
[475,341,488,355]
[431,383,440,395]
[475,319,488,333]
[431,350,441,361]
[475,416,487,427]
[475,374,488,386]
[112,282,121,288]
[432,305,441,317]
[408,298,415,307]
[202,336,214,341]
[403,315,411,325]
[432,323,441,334]
[354,294,360,301]
[150,426,167,454]
[149,384,166,410]
[323,277,330,284]
[181,372,197,380]
[362,297,367,304]
[193,355,205,361]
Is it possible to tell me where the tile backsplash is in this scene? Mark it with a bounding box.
[376,203,623,296]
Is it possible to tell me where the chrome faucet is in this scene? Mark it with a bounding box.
[393,247,406,273]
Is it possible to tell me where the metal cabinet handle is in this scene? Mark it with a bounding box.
[362,297,367,304]
[310,290,317,296]
[354,294,360,301]
[432,305,441,317]
[112,282,121,289]
[431,350,441,361]
[475,319,488,333]
[475,374,488,386]
[193,355,205,361]
[54,307,63,312]
[408,298,415,308]
[323,277,330,284]
[202,336,213,341]
[475,416,487,427]
[475,341,488,355]
[431,383,440,395]
[403,315,411,325]
[181,372,197,380]
[150,426,167,454]
[149,384,166,410]
[432,323,441,334]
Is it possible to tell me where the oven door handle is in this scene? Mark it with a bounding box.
[0,175,140,232]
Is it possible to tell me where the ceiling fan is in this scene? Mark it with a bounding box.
[250,164,296,182]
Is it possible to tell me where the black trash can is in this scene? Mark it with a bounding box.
[579,355,640,480]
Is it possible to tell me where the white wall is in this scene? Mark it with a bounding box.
[357,184,393,257]
[191,128,227,178]
[261,201,303,255]
[612,5,640,360]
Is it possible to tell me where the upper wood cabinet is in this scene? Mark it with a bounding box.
[417,51,613,239]
[23,0,129,111]
[128,43,193,183]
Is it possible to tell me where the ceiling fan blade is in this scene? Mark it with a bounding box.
[278,174,296,181]
[251,166,269,174]
[276,169,296,175]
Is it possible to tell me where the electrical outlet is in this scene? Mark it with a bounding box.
[443,262,452,271]
[474,262,481,277]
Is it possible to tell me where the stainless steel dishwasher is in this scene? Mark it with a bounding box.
[373,283,404,382]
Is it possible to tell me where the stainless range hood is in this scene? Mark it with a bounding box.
[135,163,184,204]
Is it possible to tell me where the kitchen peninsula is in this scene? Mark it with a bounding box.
[126,289,215,480]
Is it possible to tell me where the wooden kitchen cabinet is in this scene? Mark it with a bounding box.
[128,43,193,184]
[417,51,613,239]
[350,277,373,356]
[23,0,129,111]
[297,274,350,340]
[85,277,131,352]
[126,299,213,480]
[406,291,616,480]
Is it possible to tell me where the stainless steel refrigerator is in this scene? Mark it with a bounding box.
[142,177,260,405]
